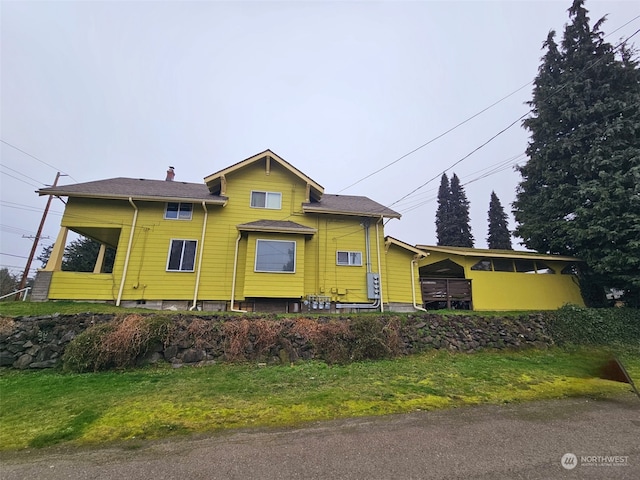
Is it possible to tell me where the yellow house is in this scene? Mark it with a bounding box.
[415,245,585,311]
[34,150,424,313]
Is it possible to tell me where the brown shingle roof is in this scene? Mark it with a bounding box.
[38,177,227,204]
[303,194,401,219]
[236,220,317,234]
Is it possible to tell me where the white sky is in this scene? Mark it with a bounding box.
[2,0,639,277]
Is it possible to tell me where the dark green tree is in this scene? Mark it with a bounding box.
[487,191,512,250]
[436,173,474,247]
[435,173,454,246]
[513,0,640,305]
[449,174,474,247]
[38,236,116,273]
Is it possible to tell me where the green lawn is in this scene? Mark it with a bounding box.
[1,347,638,451]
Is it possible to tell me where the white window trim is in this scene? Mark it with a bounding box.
[336,250,363,266]
[164,202,193,220]
[254,239,296,273]
[166,239,198,272]
[250,191,282,210]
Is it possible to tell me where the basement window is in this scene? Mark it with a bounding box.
[255,239,296,273]
[167,239,197,271]
[165,202,193,220]
[336,251,362,266]
[251,191,282,209]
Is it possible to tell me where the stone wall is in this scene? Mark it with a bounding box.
[0,313,554,370]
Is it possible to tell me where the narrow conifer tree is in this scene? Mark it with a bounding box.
[487,191,512,250]
[435,173,452,246]
[436,173,474,247]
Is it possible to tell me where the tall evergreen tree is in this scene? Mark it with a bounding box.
[513,0,640,304]
[449,174,474,247]
[436,173,474,247]
[487,191,512,250]
[435,173,454,246]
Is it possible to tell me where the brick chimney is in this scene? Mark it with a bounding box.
[165,166,175,181]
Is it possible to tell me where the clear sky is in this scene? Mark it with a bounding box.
[1,0,639,277]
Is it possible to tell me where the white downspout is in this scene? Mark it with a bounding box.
[116,198,138,306]
[411,258,427,312]
[376,217,384,312]
[190,202,208,311]
[230,232,246,312]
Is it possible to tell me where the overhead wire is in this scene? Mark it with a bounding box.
[0,139,78,182]
[387,25,640,210]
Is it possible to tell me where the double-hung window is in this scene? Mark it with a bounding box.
[165,202,193,220]
[255,239,296,273]
[167,239,197,271]
[250,191,282,209]
[336,251,362,266]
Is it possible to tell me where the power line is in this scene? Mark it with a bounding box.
[0,252,29,259]
[0,164,47,186]
[0,171,42,189]
[0,139,78,182]
[337,81,533,193]
[387,26,640,209]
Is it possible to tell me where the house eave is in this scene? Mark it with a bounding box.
[302,206,401,219]
[38,191,228,206]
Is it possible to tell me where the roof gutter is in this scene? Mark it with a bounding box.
[190,202,208,311]
[116,198,138,306]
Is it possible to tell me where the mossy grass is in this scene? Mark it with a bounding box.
[1,346,638,451]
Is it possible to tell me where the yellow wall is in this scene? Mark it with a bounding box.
[418,251,584,310]
[384,245,421,305]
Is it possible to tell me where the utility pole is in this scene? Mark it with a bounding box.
[17,172,61,298]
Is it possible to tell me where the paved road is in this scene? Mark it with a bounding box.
[2,395,639,480]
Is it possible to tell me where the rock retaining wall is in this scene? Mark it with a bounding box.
[0,313,554,370]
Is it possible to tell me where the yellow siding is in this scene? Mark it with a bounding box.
[384,245,421,304]
[47,272,117,300]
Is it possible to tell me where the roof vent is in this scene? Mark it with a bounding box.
[166,166,175,182]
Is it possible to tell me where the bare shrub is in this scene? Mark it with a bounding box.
[0,317,16,336]
[222,319,251,361]
[291,317,353,363]
[62,314,171,372]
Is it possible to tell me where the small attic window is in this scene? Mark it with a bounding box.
[251,191,281,209]
[165,202,193,220]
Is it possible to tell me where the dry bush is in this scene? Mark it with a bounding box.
[291,317,353,363]
[251,319,283,357]
[0,317,16,336]
[186,317,221,350]
[222,319,251,361]
[63,314,172,372]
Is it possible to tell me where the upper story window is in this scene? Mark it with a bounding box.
[167,239,197,272]
[255,239,295,273]
[337,251,362,266]
[251,191,282,210]
[165,202,193,220]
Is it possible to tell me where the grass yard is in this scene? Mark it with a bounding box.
[1,346,638,451]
